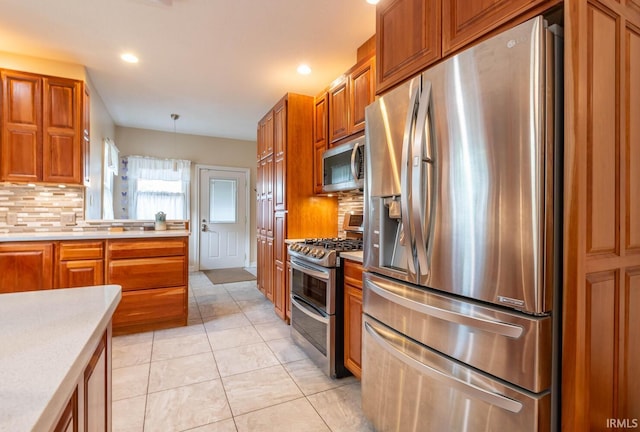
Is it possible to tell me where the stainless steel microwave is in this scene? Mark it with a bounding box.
[322,136,365,193]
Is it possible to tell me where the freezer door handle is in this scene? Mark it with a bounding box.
[400,83,421,277]
[365,279,524,338]
[364,321,524,413]
[412,80,435,281]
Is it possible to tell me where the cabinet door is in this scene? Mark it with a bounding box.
[265,237,274,302]
[264,155,275,237]
[313,92,328,194]
[274,261,286,319]
[42,77,83,184]
[0,242,53,293]
[82,85,91,185]
[274,212,287,319]
[83,332,109,432]
[286,260,292,320]
[260,111,274,159]
[53,388,78,432]
[273,100,287,210]
[344,284,363,378]
[58,260,104,288]
[344,259,363,378]
[376,0,441,94]
[443,0,550,55]
[328,77,349,145]
[0,70,42,182]
[349,57,375,135]
[257,236,266,296]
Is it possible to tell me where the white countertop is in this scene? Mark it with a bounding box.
[341,250,364,263]
[0,285,122,431]
[0,229,190,242]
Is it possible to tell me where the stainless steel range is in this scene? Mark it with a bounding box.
[288,237,363,378]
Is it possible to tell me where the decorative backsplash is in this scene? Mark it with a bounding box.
[0,184,84,233]
[0,183,188,234]
[338,192,364,237]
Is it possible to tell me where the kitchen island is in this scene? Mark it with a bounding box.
[0,284,121,431]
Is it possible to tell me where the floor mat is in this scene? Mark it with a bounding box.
[203,267,256,284]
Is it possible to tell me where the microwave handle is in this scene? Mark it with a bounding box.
[351,141,364,181]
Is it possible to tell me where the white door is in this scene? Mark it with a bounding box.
[199,168,248,269]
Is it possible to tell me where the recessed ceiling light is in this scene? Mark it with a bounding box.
[121,53,139,63]
[366,0,380,4]
[297,64,312,75]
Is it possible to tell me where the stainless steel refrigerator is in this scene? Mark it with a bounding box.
[362,16,563,432]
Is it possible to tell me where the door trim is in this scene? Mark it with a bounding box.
[194,164,250,271]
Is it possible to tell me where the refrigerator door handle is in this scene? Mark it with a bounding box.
[400,84,421,276]
[365,279,524,338]
[412,80,434,279]
[364,321,524,414]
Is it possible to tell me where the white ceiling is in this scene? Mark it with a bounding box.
[0,0,376,141]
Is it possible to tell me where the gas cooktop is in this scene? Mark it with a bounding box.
[288,238,363,267]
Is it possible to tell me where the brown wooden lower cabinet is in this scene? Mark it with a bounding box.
[58,260,104,288]
[57,241,104,289]
[53,389,78,432]
[52,329,111,432]
[343,259,363,379]
[113,286,187,331]
[106,237,189,335]
[0,242,54,293]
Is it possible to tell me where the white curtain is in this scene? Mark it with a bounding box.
[127,156,191,220]
[102,138,119,219]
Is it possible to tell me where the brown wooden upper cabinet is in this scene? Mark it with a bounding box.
[376,0,441,94]
[328,56,375,146]
[376,0,555,93]
[257,110,274,160]
[313,91,328,194]
[442,0,552,55]
[0,242,54,293]
[0,69,86,184]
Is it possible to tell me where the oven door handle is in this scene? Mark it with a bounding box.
[291,295,330,323]
[290,260,330,282]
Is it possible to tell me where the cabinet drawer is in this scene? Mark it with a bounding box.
[107,256,186,291]
[107,238,186,259]
[113,286,186,327]
[59,241,104,260]
[344,260,363,289]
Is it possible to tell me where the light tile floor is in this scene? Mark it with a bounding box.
[112,271,374,432]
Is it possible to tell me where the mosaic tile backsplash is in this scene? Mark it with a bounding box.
[0,184,85,233]
[338,192,364,237]
[0,184,187,234]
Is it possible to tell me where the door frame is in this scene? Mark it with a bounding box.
[194,164,251,271]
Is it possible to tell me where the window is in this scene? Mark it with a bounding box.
[102,138,119,219]
[127,156,191,220]
[210,178,237,223]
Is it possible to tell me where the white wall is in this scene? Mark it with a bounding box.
[85,76,116,219]
[115,126,257,267]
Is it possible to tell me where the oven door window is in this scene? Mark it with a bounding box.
[291,297,328,355]
[291,266,328,311]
